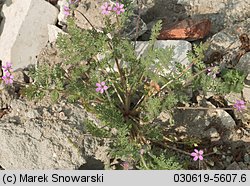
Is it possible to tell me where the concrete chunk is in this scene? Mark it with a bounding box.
[0,0,58,70]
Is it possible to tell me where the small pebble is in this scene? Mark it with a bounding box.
[236,129,242,134]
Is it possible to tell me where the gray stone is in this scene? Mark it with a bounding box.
[0,87,14,109]
[120,15,147,40]
[73,1,146,39]
[12,70,30,84]
[48,25,66,43]
[57,0,69,26]
[226,161,241,170]
[244,154,250,163]
[140,0,186,24]
[135,40,191,75]
[208,127,220,138]
[177,0,250,33]
[170,105,236,141]
[216,109,236,129]
[0,99,109,169]
[206,18,250,69]
[238,162,248,170]
[243,85,250,103]
[236,52,250,75]
[73,0,111,30]
[226,156,233,163]
[0,0,58,70]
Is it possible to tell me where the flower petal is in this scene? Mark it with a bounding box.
[96,83,101,87]
[100,89,104,94]
[101,81,105,86]
[193,156,198,161]
[199,155,203,160]
[96,87,101,92]
[198,150,204,155]
[194,149,198,153]
[239,100,245,105]
[103,86,108,90]
[191,152,197,157]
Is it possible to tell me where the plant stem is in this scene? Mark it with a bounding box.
[176,106,234,110]
[133,60,195,111]
[140,155,150,170]
[73,9,97,32]
[153,141,191,156]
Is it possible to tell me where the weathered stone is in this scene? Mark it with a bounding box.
[169,102,236,141]
[101,40,191,75]
[141,0,187,24]
[243,84,250,103]
[57,0,69,26]
[226,161,241,170]
[0,0,58,70]
[48,25,66,43]
[73,1,146,39]
[244,154,250,163]
[0,87,14,109]
[177,0,250,33]
[205,18,250,68]
[238,162,248,170]
[0,99,109,169]
[158,18,211,41]
[73,0,109,30]
[136,40,191,67]
[216,109,236,129]
[120,15,147,40]
[236,52,250,75]
[208,127,220,138]
[12,70,30,84]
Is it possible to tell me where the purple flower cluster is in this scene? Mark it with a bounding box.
[233,100,246,111]
[96,81,108,94]
[63,0,79,17]
[191,149,204,161]
[2,62,13,85]
[207,65,220,79]
[101,2,125,15]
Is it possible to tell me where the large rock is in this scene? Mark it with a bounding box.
[236,52,250,75]
[73,0,146,39]
[177,0,250,33]
[48,24,66,43]
[140,0,187,24]
[98,40,192,74]
[163,101,236,142]
[0,0,58,70]
[205,18,250,69]
[136,40,192,71]
[0,99,109,169]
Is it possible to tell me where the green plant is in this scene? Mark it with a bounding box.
[23,1,246,170]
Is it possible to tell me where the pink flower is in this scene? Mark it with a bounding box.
[113,2,125,15]
[233,100,246,111]
[63,5,70,17]
[96,81,108,94]
[191,149,204,161]
[2,62,12,72]
[207,65,219,79]
[121,162,130,170]
[2,71,13,85]
[101,2,112,15]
